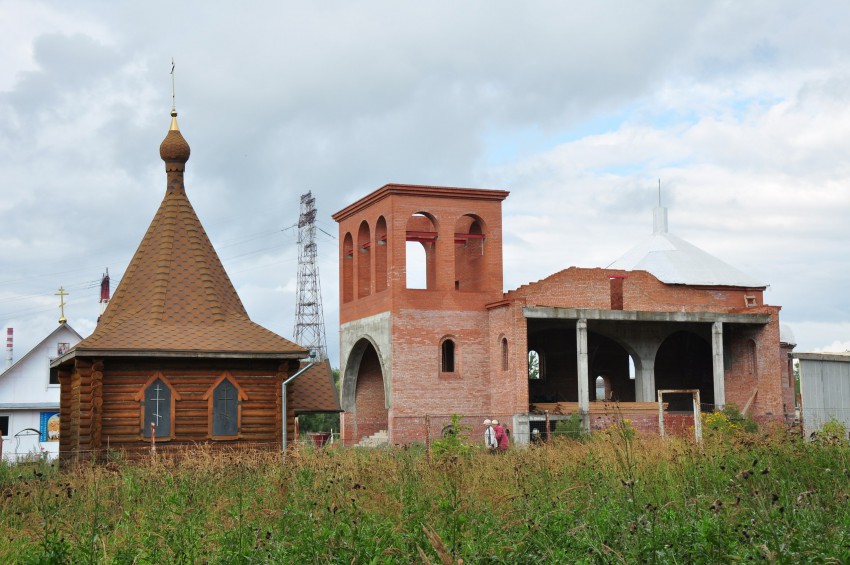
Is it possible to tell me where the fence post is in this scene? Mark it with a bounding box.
[425,414,431,466]
[150,422,156,463]
[545,410,550,442]
[693,389,703,444]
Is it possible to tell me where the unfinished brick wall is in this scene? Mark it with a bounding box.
[335,184,788,445]
[335,185,510,444]
[506,267,764,313]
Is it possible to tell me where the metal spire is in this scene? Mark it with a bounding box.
[293,191,328,361]
[170,58,176,113]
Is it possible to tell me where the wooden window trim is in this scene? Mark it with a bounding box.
[133,372,182,442]
[202,372,249,440]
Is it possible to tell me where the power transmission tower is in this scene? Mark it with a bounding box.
[293,191,328,361]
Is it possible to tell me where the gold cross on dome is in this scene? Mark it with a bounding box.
[55,286,68,324]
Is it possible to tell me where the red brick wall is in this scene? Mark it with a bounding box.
[506,267,764,312]
[390,309,492,420]
[335,185,507,325]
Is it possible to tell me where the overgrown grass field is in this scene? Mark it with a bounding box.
[1,425,849,563]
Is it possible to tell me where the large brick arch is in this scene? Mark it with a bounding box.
[340,336,390,412]
[341,337,389,440]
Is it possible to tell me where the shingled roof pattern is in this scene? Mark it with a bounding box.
[76,119,305,356]
[289,360,341,412]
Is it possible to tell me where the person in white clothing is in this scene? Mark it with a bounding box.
[483,419,497,451]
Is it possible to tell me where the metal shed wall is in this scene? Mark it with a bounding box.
[797,353,850,438]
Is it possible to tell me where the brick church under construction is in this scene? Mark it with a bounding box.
[334,184,796,445]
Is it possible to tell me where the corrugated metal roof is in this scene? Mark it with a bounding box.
[607,207,766,288]
[0,403,59,410]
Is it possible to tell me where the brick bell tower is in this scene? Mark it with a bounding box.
[333,184,509,445]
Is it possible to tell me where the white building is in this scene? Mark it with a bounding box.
[0,323,82,462]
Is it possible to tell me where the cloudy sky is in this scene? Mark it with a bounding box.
[2,0,849,366]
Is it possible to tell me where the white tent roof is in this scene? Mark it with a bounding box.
[607,207,766,288]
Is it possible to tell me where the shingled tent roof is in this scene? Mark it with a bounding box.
[66,110,306,359]
[289,360,341,413]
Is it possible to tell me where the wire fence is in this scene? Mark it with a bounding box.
[3,405,849,465]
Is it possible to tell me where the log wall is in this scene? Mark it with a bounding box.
[62,357,297,459]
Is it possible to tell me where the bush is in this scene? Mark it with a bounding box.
[431,414,473,458]
[721,404,759,433]
[703,405,758,437]
[814,418,849,445]
[702,411,739,436]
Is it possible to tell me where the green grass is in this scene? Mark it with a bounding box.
[1,428,849,563]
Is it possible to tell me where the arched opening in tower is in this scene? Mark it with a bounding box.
[342,233,354,303]
[454,214,486,291]
[405,213,437,289]
[357,221,371,298]
[375,216,388,292]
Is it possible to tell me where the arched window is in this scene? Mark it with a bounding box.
[501,338,509,371]
[595,376,611,401]
[134,373,181,440]
[528,350,543,380]
[357,221,372,298]
[203,373,248,440]
[441,339,456,373]
[342,233,354,303]
[375,216,388,292]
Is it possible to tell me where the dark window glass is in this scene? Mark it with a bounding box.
[0,415,9,436]
[213,379,239,437]
[143,378,171,438]
[442,340,455,373]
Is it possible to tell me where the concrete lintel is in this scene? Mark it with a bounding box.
[523,306,770,325]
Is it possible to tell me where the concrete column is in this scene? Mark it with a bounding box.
[636,357,656,402]
[712,321,725,411]
[576,319,590,430]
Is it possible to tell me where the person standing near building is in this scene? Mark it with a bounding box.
[492,419,509,451]
[483,419,497,451]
